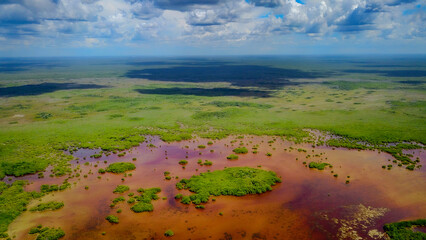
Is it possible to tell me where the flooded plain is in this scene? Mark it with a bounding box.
[6,135,426,240]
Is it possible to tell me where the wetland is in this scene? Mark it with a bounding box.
[0,56,425,239]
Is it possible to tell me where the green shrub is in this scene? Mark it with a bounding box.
[105,162,136,173]
[383,218,426,239]
[203,160,213,166]
[178,160,188,165]
[308,162,330,170]
[406,165,415,171]
[29,225,65,240]
[232,147,248,154]
[98,168,106,174]
[198,145,206,149]
[0,181,45,233]
[131,202,153,212]
[36,228,65,240]
[174,194,183,199]
[165,176,171,180]
[130,187,161,212]
[176,167,281,205]
[30,201,64,212]
[40,183,70,193]
[112,196,125,204]
[226,154,238,160]
[164,230,174,237]
[180,196,191,204]
[91,154,102,158]
[164,171,170,176]
[35,112,53,120]
[105,215,119,224]
[113,185,130,193]
[266,152,272,156]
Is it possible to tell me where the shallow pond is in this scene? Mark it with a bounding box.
[7,135,426,239]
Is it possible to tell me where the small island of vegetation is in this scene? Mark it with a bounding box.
[105,215,119,224]
[226,154,238,160]
[175,167,281,206]
[130,187,161,213]
[232,147,248,154]
[164,229,174,237]
[29,225,65,240]
[105,162,136,173]
[30,201,64,212]
[308,162,331,170]
[113,185,130,193]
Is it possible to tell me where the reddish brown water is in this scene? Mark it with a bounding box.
[7,136,426,240]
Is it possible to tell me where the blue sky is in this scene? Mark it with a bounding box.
[0,0,425,56]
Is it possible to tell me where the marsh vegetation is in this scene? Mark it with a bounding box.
[106,163,136,173]
[175,167,281,206]
[0,56,425,239]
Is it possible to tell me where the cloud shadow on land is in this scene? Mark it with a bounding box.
[0,82,108,97]
[124,64,328,89]
[135,87,272,97]
[343,69,426,77]
[0,61,65,73]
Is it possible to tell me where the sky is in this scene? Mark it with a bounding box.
[0,0,425,56]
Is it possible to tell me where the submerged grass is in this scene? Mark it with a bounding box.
[383,219,426,240]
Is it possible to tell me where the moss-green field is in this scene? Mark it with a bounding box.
[0,56,425,239]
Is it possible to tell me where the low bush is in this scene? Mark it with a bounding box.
[164,230,174,237]
[203,160,213,166]
[29,225,65,240]
[226,154,238,160]
[176,167,281,205]
[178,160,188,165]
[383,218,426,239]
[112,196,125,204]
[105,162,136,173]
[308,162,330,170]
[30,201,64,212]
[105,215,119,224]
[113,185,130,193]
[131,202,153,212]
[232,147,248,154]
[130,187,161,213]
